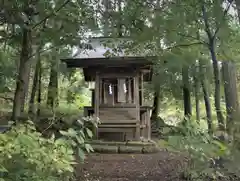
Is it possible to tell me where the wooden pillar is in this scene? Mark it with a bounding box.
[134,74,140,140]
[91,89,95,107]
[99,77,102,104]
[146,109,151,140]
[140,111,146,138]
[140,72,144,106]
[103,80,107,104]
[127,78,132,103]
[94,72,100,139]
[112,82,115,106]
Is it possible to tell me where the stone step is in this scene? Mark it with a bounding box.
[88,140,160,154]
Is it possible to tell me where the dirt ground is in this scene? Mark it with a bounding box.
[75,149,189,181]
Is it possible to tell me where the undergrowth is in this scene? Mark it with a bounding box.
[162,118,240,181]
[0,117,98,181]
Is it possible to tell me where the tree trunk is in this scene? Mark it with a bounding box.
[200,63,213,132]
[235,0,240,23]
[151,86,161,129]
[222,61,239,135]
[20,62,31,113]
[201,79,213,133]
[182,66,192,118]
[28,46,41,115]
[194,64,200,121]
[12,28,32,121]
[117,0,122,36]
[151,87,161,121]
[103,0,110,36]
[47,60,59,110]
[209,44,225,130]
[37,58,42,117]
[202,2,224,129]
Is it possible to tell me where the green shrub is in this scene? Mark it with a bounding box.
[165,119,231,181]
[60,116,100,160]
[0,117,98,181]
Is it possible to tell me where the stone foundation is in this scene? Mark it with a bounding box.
[87,140,160,154]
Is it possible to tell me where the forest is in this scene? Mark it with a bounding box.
[1,0,240,180]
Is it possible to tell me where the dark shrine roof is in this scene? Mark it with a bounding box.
[62,56,154,82]
[61,37,154,81]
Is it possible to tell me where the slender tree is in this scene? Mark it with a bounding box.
[194,62,201,121]
[182,66,192,118]
[200,60,213,132]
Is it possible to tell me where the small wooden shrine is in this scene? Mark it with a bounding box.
[62,37,153,142]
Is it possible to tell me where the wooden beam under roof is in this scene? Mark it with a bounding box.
[61,56,155,68]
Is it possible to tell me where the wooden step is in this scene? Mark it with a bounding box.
[99,124,137,128]
[98,127,134,132]
[99,120,137,124]
[98,123,146,128]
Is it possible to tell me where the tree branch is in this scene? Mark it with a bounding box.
[165,28,207,44]
[166,41,203,50]
[0,35,14,43]
[27,45,57,61]
[0,95,13,102]
[32,0,70,30]
[177,32,207,44]
[213,0,233,38]
[201,2,213,42]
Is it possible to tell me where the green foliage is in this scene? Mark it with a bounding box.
[0,48,17,93]
[0,121,74,181]
[165,118,240,181]
[60,116,100,160]
[0,118,97,181]
[59,71,90,108]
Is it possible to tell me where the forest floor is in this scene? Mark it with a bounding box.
[75,149,189,181]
